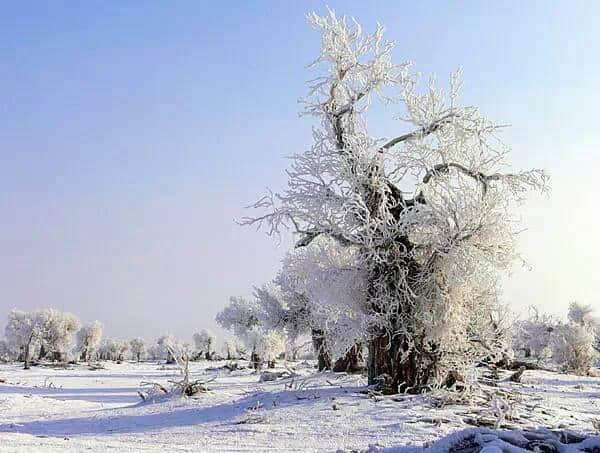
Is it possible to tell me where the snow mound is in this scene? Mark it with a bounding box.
[368,428,600,452]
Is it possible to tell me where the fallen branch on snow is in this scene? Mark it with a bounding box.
[138,347,216,401]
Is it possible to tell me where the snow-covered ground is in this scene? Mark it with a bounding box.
[0,361,598,452]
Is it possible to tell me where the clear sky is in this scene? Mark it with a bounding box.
[1,1,598,341]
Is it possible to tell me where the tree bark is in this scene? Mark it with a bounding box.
[333,343,363,372]
[368,334,419,394]
[250,346,262,370]
[311,329,332,371]
[166,349,175,364]
[368,335,397,393]
[369,329,449,394]
[362,225,452,394]
[23,340,31,370]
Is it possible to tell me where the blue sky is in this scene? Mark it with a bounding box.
[1,1,599,340]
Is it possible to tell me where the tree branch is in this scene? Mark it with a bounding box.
[379,113,458,152]
[422,162,490,195]
[294,230,357,248]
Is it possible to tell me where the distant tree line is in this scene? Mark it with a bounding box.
[0,309,254,369]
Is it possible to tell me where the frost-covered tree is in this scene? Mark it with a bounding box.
[130,337,146,362]
[217,297,260,338]
[568,302,599,330]
[234,341,247,359]
[216,296,263,368]
[0,339,12,362]
[242,329,285,370]
[552,302,599,374]
[113,339,130,362]
[242,10,548,393]
[274,236,366,371]
[222,340,235,360]
[512,306,556,362]
[257,331,286,368]
[513,304,598,374]
[220,339,247,360]
[155,334,182,364]
[285,337,314,361]
[483,303,516,368]
[5,309,47,369]
[193,329,216,360]
[221,236,366,371]
[98,338,129,361]
[147,342,162,361]
[38,309,80,362]
[98,339,114,360]
[5,308,82,365]
[75,321,103,362]
[551,322,598,375]
[216,296,287,369]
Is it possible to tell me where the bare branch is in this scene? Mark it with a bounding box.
[379,113,458,152]
[295,230,358,248]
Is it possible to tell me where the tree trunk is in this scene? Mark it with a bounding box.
[250,345,262,370]
[333,343,363,372]
[364,237,448,394]
[166,350,175,364]
[23,340,31,370]
[368,334,419,394]
[311,329,331,371]
[367,335,396,393]
[368,332,442,394]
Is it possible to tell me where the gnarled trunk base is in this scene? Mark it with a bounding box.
[368,334,442,394]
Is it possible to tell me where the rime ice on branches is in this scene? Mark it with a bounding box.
[241,9,549,393]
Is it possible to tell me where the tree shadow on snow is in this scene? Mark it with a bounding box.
[51,371,184,379]
[0,385,140,404]
[0,385,365,437]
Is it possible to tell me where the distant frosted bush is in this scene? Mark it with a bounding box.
[551,322,598,375]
